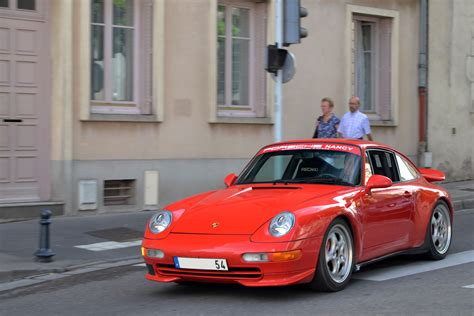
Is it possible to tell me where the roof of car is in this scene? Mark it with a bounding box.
[263,139,390,150]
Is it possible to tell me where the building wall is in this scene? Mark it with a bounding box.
[428,0,474,180]
[48,0,422,214]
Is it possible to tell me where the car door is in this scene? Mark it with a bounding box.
[359,149,415,261]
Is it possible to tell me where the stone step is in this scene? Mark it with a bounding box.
[0,202,64,222]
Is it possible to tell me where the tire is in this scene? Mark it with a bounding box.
[309,218,355,292]
[425,200,452,260]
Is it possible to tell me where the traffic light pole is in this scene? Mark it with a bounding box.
[274,0,283,143]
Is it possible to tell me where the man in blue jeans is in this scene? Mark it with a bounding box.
[337,96,373,141]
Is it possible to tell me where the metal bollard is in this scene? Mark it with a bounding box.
[34,209,55,262]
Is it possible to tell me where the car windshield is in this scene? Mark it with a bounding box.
[236,149,362,186]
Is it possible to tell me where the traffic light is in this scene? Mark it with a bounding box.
[265,44,288,74]
[283,0,308,46]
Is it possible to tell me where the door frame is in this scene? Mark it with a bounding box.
[0,0,51,202]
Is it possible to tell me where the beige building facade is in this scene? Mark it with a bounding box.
[0,0,471,219]
[427,0,474,180]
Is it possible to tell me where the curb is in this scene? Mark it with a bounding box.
[453,198,474,211]
[0,256,143,294]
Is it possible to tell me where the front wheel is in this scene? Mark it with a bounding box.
[309,218,355,292]
[425,201,452,260]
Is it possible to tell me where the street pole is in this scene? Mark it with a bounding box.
[274,0,283,143]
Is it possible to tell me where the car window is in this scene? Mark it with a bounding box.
[253,155,292,182]
[367,150,400,182]
[395,154,418,181]
[237,150,362,186]
[364,153,373,185]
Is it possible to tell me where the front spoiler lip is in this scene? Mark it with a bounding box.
[144,267,316,287]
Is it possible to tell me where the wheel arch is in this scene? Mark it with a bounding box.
[332,213,362,263]
[437,197,454,220]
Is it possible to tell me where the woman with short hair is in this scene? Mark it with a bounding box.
[313,97,340,138]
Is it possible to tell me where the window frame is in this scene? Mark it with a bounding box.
[90,0,142,115]
[345,5,399,126]
[353,15,379,115]
[365,148,401,183]
[0,0,46,19]
[217,0,256,117]
[210,0,270,123]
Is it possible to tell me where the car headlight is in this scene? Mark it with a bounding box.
[148,211,172,234]
[269,212,295,237]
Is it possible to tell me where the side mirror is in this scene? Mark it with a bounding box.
[419,168,445,182]
[365,175,393,193]
[224,173,238,187]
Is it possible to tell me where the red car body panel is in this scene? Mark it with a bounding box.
[142,139,453,286]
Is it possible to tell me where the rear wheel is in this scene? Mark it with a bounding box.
[309,218,354,292]
[425,201,452,260]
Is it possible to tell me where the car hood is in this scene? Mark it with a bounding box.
[171,184,344,235]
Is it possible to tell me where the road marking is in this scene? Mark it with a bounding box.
[133,263,146,267]
[462,284,474,289]
[354,250,474,281]
[75,240,141,252]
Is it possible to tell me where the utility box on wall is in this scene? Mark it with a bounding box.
[78,180,98,211]
[144,170,159,209]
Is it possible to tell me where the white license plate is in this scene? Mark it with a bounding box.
[173,257,228,271]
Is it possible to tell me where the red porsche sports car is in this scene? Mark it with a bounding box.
[142,139,453,291]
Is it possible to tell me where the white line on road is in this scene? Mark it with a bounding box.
[75,240,142,252]
[354,250,474,281]
[133,263,146,267]
[462,284,474,289]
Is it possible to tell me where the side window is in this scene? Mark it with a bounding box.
[395,154,418,182]
[368,150,400,182]
[364,153,373,185]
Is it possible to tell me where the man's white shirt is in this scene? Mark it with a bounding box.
[337,110,371,139]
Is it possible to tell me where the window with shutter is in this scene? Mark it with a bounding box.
[352,14,393,121]
[216,0,267,118]
[90,0,153,115]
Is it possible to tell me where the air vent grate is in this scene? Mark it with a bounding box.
[103,179,135,206]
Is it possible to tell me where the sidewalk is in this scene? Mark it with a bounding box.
[0,211,151,283]
[0,180,473,285]
[440,180,474,210]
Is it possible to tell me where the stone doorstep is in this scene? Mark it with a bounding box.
[0,202,64,222]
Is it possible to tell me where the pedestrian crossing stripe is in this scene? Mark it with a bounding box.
[75,240,142,251]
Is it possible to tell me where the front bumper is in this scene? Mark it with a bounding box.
[142,233,322,287]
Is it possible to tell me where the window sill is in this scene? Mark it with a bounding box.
[369,119,398,127]
[83,114,162,123]
[209,117,273,125]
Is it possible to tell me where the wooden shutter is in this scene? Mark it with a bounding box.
[138,0,153,114]
[378,17,392,120]
[254,1,267,117]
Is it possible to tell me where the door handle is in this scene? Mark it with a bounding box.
[403,191,412,198]
[2,119,23,123]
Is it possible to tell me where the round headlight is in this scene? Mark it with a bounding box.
[148,211,172,234]
[269,212,295,237]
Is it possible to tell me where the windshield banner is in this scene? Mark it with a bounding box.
[259,143,361,155]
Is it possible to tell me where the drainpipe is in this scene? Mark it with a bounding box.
[418,0,431,167]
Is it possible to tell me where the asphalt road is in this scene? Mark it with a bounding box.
[1,210,473,316]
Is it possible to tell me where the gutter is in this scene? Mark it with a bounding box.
[418,0,431,167]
